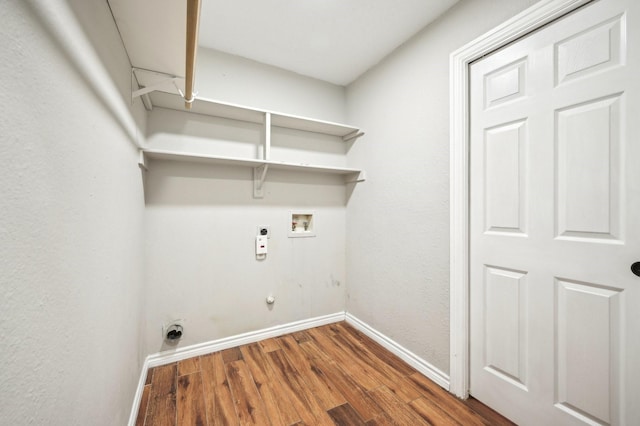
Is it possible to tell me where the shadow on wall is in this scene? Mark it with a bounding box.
[143,160,350,206]
[145,108,351,159]
[143,106,360,205]
[26,1,144,147]
[146,109,263,159]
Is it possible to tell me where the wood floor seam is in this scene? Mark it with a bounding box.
[136,321,515,426]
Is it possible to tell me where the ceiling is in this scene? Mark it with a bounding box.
[108,0,459,87]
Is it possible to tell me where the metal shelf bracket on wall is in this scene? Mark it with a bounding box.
[137,150,148,171]
[253,112,271,199]
[131,76,180,99]
[345,170,367,184]
[253,164,269,198]
[343,130,365,142]
[131,67,187,111]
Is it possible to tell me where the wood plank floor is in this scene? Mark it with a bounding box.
[136,322,514,425]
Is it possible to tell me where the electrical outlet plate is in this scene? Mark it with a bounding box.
[257,225,271,238]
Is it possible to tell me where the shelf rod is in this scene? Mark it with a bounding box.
[184,0,201,110]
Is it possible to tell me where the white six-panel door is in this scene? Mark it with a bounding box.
[469,0,639,424]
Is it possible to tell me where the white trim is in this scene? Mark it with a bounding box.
[449,0,593,398]
[127,357,151,426]
[127,312,345,426]
[148,311,345,367]
[345,313,450,390]
[129,311,454,424]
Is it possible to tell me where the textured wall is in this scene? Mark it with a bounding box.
[143,61,350,355]
[0,1,146,424]
[143,161,348,355]
[0,1,548,423]
[196,48,347,123]
[345,0,539,375]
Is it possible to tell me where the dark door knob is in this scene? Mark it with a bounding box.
[632,262,640,277]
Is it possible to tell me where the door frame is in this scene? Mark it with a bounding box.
[448,0,593,398]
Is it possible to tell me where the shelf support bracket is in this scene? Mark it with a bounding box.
[131,68,188,108]
[343,130,365,143]
[345,170,366,184]
[132,77,180,100]
[137,150,148,171]
[253,164,269,198]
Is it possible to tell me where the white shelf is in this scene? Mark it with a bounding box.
[141,90,365,198]
[141,149,366,178]
[149,92,364,140]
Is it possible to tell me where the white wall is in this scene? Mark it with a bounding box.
[0,1,146,424]
[196,48,347,122]
[143,161,347,354]
[143,59,350,355]
[345,0,539,375]
[0,1,550,421]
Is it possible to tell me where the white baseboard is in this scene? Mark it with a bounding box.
[146,311,346,368]
[128,310,451,425]
[127,311,345,426]
[345,313,450,390]
[127,356,151,426]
